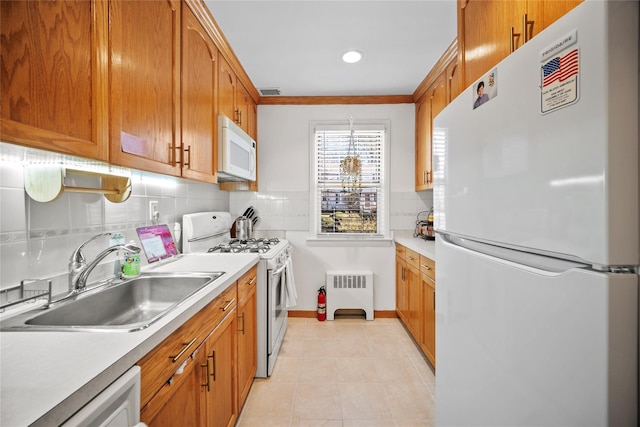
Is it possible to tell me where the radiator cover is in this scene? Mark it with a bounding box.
[325,272,374,320]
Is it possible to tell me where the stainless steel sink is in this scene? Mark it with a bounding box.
[0,272,224,332]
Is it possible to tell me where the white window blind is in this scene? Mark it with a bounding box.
[312,122,388,237]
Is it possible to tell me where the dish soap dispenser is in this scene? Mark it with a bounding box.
[122,240,141,278]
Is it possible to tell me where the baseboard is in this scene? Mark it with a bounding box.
[287,310,398,319]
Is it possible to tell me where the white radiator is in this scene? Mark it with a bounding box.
[325,272,374,320]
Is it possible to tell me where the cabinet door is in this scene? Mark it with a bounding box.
[237,286,257,410]
[205,311,238,427]
[218,55,237,123]
[141,348,205,427]
[541,0,582,28]
[235,82,252,133]
[461,0,525,87]
[396,256,409,323]
[415,94,431,191]
[407,265,422,340]
[181,4,218,183]
[0,0,108,160]
[421,274,436,367]
[109,0,181,176]
[446,58,462,103]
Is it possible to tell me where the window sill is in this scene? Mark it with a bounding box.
[306,236,394,247]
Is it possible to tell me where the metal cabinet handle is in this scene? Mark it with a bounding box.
[433,289,436,310]
[522,14,534,43]
[221,298,235,312]
[201,359,210,391]
[239,312,245,335]
[248,276,256,286]
[510,27,521,53]
[421,264,431,270]
[184,145,191,168]
[208,351,216,381]
[170,337,197,363]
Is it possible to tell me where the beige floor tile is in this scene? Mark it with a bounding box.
[333,323,367,340]
[334,338,370,358]
[367,337,410,359]
[339,382,393,420]
[271,356,301,382]
[280,337,306,357]
[290,419,343,427]
[384,382,435,420]
[336,357,381,383]
[239,317,436,427]
[302,338,338,358]
[241,380,296,419]
[297,358,338,384]
[293,383,343,420]
[374,357,423,384]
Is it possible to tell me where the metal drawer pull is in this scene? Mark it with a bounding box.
[248,277,256,286]
[209,351,216,381]
[201,361,210,391]
[421,264,431,270]
[170,337,197,363]
[239,312,245,335]
[220,298,235,312]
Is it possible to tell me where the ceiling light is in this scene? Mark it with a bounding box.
[342,50,362,64]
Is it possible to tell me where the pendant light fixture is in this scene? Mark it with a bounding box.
[340,115,361,192]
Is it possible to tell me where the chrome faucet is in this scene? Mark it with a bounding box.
[68,233,141,294]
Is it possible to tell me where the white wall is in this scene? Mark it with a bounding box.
[230,103,433,311]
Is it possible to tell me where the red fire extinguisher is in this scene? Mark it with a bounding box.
[317,286,326,321]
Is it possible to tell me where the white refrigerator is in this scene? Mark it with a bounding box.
[433,1,638,426]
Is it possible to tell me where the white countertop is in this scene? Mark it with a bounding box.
[0,253,259,427]
[394,230,436,260]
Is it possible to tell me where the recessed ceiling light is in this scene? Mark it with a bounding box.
[342,50,363,64]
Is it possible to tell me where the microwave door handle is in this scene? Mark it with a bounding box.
[250,150,256,174]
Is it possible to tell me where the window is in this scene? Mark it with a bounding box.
[310,120,390,239]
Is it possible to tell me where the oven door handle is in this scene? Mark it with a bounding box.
[271,261,288,276]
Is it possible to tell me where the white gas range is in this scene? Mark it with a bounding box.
[182,212,293,378]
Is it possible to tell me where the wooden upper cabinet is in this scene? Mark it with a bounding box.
[0,0,108,160]
[218,55,237,124]
[446,59,462,103]
[460,0,525,88]
[415,94,432,191]
[109,0,181,176]
[181,3,218,183]
[459,0,582,88]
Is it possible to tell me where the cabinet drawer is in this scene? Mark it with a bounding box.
[395,244,406,258]
[405,248,420,270]
[237,266,257,303]
[419,255,436,281]
[137,282,237,408]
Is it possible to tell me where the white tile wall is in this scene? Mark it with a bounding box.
[0,142,229,297]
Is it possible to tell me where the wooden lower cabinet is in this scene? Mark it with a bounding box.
[395,253,409,323]
[237,268,258,410]
[139,266,258,427]
[395,243,436,367]
[203,310,238,427]
[141,345,205,426]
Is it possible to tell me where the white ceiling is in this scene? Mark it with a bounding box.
[204,0,458,97]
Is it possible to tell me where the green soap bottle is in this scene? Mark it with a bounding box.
[122,241,141,277]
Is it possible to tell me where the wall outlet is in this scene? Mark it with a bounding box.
[149,201,159,223]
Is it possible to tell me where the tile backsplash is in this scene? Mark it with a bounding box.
[0,143,229,296]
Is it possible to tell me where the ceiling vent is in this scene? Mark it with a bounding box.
[259,88,281,96]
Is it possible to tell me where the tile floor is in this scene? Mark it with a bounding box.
[236,317,436,427]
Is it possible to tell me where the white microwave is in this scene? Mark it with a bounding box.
[218,115,256,181]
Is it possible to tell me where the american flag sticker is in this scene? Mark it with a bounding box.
[541,47,579,114]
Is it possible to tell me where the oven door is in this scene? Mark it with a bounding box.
[267,261,288,356]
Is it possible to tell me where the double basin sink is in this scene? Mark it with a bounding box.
[0,272,224,332]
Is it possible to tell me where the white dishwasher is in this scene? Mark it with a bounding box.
[62,366,145,427]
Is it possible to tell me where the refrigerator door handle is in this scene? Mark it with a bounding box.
[440,232,590,274]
